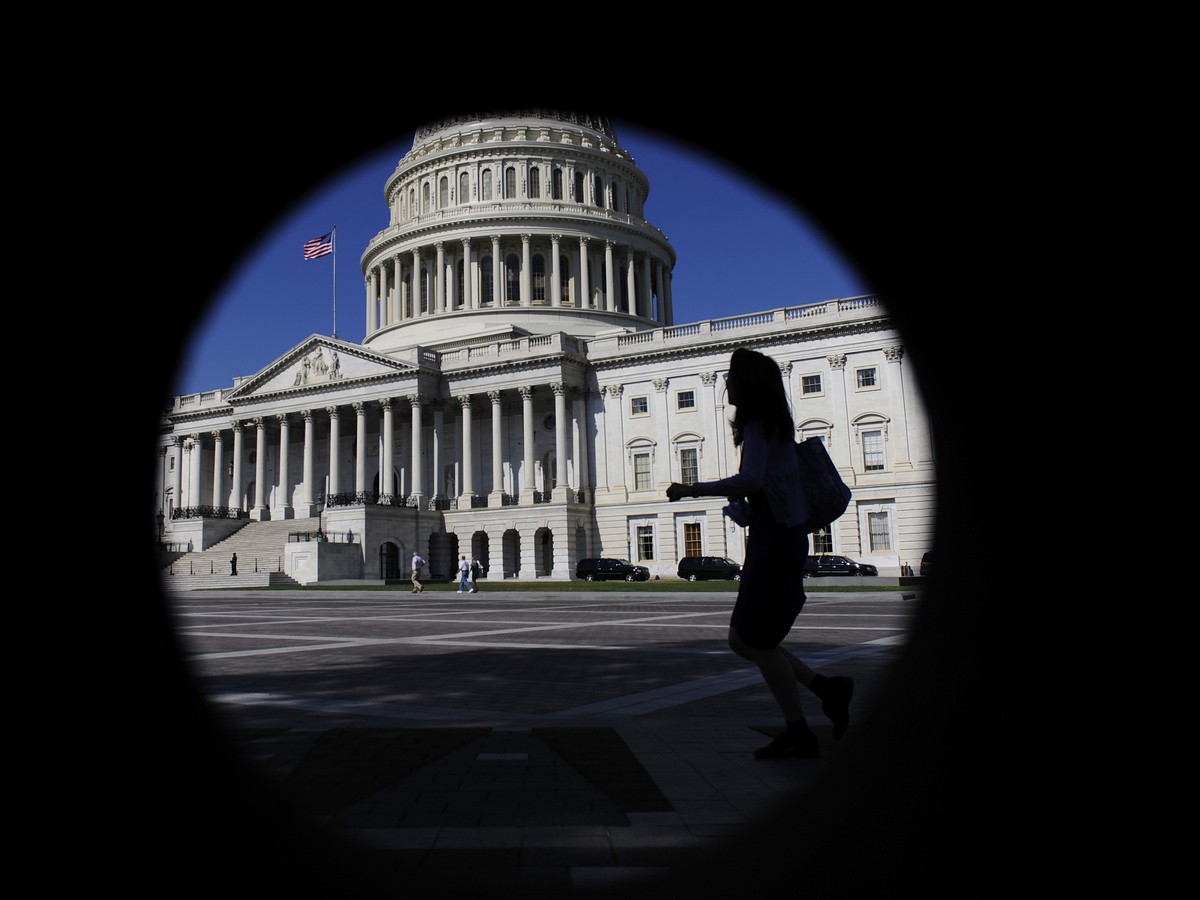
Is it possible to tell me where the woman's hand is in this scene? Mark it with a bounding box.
[666,482,693,502]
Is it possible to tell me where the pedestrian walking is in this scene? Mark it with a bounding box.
[456,555,471,593]
[411,552,426,593]
[667,347,853,759]
[470,557,483,593]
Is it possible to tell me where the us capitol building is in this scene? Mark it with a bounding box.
[157,111,936,586]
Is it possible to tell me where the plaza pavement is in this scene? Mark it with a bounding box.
[148,585,1022,897]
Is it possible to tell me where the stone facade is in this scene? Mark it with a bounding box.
[158,112,935,582]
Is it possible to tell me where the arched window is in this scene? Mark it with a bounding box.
[504,166,516,199]
[459,172,469,204]
[532,254,545,302]
[505,253,520,304]
[559,254,571,304]
[481,256,494,304]
[481,169,492,201]
[573,172,584,203]
[439,176,448,208]
[594,175,604,208]
[529,166,540,198]
[552,168,563,200]
[422,182,430,213]
[408,188,415,218]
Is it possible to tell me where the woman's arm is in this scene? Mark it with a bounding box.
[666,422,768,501]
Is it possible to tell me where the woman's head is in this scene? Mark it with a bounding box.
[727,347,794,445]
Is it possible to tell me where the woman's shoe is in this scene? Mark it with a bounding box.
[754,730,820,759]
[817,676,853,740]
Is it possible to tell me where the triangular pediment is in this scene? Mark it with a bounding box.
[226,335,416,401]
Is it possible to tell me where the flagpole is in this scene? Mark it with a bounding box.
[332,226,338,339]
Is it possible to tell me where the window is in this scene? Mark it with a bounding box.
[573,172,584,202]
[801,374,823,396]
[594,175,604,207]
[680,447,699,485]
[676,390,696,411]
[529,166,540,198]
[636,524,654,561]
[169,456,175,471]
[459,172,469,203]
[439,176,448,208]
[633,452,651,490]
[630,396,649,416]
[811,526,833,554]
[504,166,516,199]
[683,522,702,557]
[863,429,885,471]
[552,168,563,200]
[856,367,879,390]
[422,182,430,213]
[868,511,893,551]
[505,253,520,304]
[559,255,571,302]
[532,254,545,302]
[481,256,494,304]
[481,169,492,201]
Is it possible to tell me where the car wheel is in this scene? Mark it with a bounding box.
[687,573,698,582]
[853,571,864,576]
[585,574,595,582]
[626,573,635,582]
[733,573,741,581]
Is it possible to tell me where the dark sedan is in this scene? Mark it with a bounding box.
[802,554,879,577]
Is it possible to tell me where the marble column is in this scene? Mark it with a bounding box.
[252,417,269,521]
[187,434,202,511]
[489,390,504,504]
[578,237,589,308]
[327,406,341,497]
[460,395,475,499]
[550,235,562,306]
[380,398,394,501]
[409,394,424,504]
[552,382,569,501]
[273,414,291,519]
[354,402,367,494]
[605,241,616,311]
[520,234,531,306]
[301,409,316,516]
[170,436,183,517]
[211,429,224,508]
[432,401,444,502]
[520,386,535,502]
[230,422,243,512]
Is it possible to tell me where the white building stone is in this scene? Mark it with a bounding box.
[157,111,935,585]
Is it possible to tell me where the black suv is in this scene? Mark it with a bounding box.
[802,554,879,577]
[575,558,651,582]
[677,556,742,582]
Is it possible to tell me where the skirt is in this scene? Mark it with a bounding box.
[729,498,808,649]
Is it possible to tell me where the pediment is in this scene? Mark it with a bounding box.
[226,336,415,400]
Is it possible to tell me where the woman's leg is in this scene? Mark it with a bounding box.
[729,627,806,723]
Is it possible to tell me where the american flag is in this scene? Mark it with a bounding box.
[303,232,334,260]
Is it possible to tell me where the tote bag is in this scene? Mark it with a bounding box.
[795,439,852,533]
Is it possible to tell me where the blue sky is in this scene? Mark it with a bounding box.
[170,120,872,397]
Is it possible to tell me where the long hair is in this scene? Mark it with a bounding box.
[727,347,794,447]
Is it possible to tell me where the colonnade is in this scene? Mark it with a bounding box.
[364,234,673,333]
[166,383,595,521]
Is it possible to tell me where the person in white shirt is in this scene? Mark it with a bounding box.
[410,553,426,593]
[668,347,853,759]
[457,555,471,593]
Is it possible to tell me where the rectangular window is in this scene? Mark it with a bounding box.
[856,367,878,390]
[636,524,654,561]
[801,374,823,396]
[680,447,699,485]
[676,390,696,411]
[634,452,652,490]
[868,511,892,551]
[630,396,649,416]
[863,430,885,471]
[811,526,833,554]
[683,522,702,557]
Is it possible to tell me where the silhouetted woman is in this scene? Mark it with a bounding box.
[667,347,853,758]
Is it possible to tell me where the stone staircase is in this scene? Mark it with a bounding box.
[160,518,305,592]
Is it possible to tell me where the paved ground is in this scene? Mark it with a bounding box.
[155,587,914,895]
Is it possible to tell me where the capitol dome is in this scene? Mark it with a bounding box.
[360,110,677,355]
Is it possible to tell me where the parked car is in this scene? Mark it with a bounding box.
[920,551,933,576]
[803,554,879,577]
[575,558,651,582]
[678,556,743,582]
